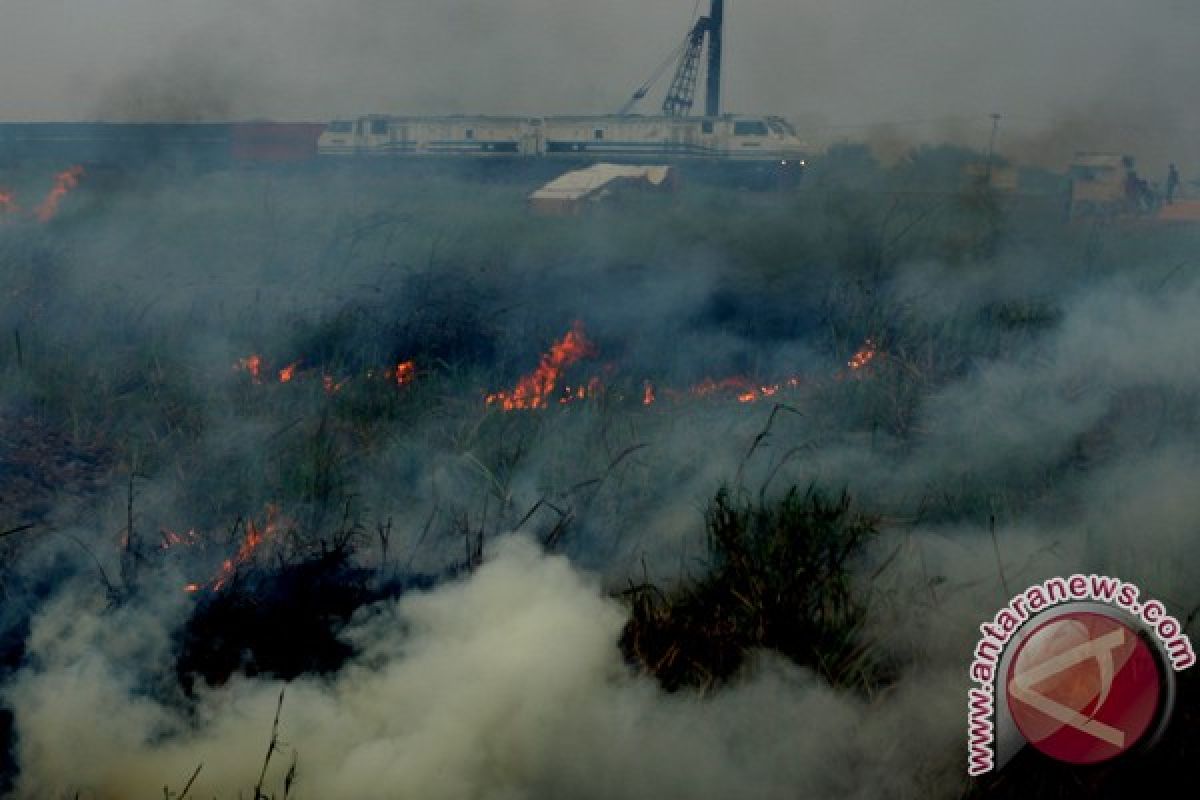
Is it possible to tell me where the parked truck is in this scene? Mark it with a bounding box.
[1066,152,1159,219]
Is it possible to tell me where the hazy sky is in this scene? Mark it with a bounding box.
[2,1,1197,163]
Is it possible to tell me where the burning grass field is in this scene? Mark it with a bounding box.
[1,147,1200,798]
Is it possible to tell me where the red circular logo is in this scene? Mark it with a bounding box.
[1006,612,1163,765]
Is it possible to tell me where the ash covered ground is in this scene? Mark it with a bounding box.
[1,150,1199,798]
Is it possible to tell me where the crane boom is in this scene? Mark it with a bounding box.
[617,88,649,117]
[661,18,708,117]
[619,1,725,118]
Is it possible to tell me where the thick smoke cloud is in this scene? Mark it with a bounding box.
[3,536,962,799]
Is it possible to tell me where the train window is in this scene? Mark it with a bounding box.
[702,121,714,134]
[733,120,768,137]
[370,119,388,135]
[465,129,475,140]
[329,121,353,133]
[594,129,604,140]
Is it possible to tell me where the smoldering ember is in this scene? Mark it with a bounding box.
[2,2,1200,799]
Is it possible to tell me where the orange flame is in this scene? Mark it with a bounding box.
[393,360,416,386]
[643,380,656,406]
[668,374,805,404]
[487,322,596,410]
[34,165,84,222]
[209,506,284,592]
[171,507,288,593]
[733,380,793,403]
[234,355,417,394]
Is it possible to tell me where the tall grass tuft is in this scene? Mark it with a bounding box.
[620,484,886,693]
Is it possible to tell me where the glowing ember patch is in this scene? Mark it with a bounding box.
[34,165,84,222]
[672,371,808,405]
[643,381,657,406]
[236,354,264,383]
[160,528,199,550]
[692,376,756,398]
[323,374,349,395]
[487,321,596,410]
[847,337,878,371]
[278,362,301,383]
[557,381,593,405]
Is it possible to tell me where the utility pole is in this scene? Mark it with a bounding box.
[985,113,1002,182]
[705,0,724,117]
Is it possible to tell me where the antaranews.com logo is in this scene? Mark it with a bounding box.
[967,574,1195,775]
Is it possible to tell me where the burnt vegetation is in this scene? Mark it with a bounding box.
[176,546,438,691]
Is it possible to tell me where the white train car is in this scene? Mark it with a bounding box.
[317,114,806,167]
[541,115,804,165]
[317,115,541,157]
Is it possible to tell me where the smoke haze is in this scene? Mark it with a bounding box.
[2,3,1200,796]
[3,1,1200,168]
[0,157,1198,795]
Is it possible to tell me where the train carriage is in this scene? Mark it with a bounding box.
[318,116,540,158]
[315,114,807,168]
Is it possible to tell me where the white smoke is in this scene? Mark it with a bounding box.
[4,535,964,799]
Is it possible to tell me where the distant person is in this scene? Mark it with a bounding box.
[1124,168,1139,206]
[1135,177,1157,212]
[1167,163,1181,204]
